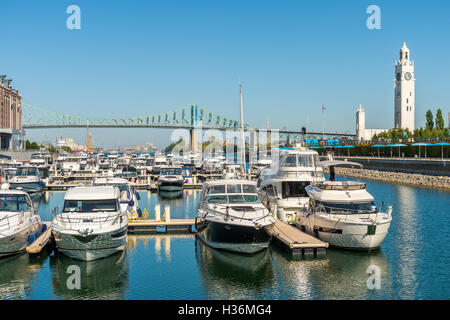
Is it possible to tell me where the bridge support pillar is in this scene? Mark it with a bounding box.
[190,128,197,153]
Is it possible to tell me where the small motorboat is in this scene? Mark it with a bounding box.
[0,183,44,258]
[8,166,45,194]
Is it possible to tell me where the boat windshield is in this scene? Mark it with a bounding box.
[0,194,32,212]
[317,201,378,214]
[63,199,118,212]
[281,181,310,198]
[283,154,317,167]
[161,168,182,176]
[206,194,259,204]
[209,184,257,194]
[15,167,39,176]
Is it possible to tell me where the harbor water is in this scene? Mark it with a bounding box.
[0,177,449,300]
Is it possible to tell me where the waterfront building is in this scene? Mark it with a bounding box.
[394,42,415,132]
[0,75,25,150]
[356,104,387,141]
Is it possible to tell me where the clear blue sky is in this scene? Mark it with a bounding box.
[1,0,449,148]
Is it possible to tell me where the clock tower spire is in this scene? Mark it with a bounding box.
[394,42,415,132]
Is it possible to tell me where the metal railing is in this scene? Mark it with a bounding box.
[51,206,125,230]
[0,211,33,234]
[202,203,273,225]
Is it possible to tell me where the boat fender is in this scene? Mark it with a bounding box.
[28,233,35,245]
[35,231,41,239]
[41,224,47,233]
[128,212,138,220]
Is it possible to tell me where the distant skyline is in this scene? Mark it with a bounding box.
[2,0,449,148]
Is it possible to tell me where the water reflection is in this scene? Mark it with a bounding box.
[50,251,129,300]
[158,190,183,200]
[127,234,191,262]
[392,184,419,299]
[195,238,275,299]
[0,253,44,300]
[271,248,391,299]
[30,192,43,212]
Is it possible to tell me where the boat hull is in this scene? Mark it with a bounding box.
[0,223,42,258]
[9,181,43,193]
[158,180,183,192]
[196,219,272,254]
[297,214,391,250]
[53,226,127,262]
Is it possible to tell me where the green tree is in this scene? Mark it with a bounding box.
[435,108,445,130]
[426,110,434,130]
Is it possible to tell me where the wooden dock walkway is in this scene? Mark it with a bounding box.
[128,219,196,234]
[265,220,328,257]
[26,222,54,255]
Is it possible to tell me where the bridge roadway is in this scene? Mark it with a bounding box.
[23,123,355,138]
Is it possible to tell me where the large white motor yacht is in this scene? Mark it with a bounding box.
[258,146,324,224]
[0,183,44,258]
[296,177,392,250]
[51,186,128,261]
[195,177,275,254]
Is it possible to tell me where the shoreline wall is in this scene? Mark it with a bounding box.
[334,167,450,190]
[331,156,450,177]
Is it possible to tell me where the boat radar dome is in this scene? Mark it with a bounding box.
[107,170,114,178]
[1,183,10,191]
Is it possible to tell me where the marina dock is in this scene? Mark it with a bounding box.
[128,219,196,234]
[26,222,54,255]
[265,220,328,257]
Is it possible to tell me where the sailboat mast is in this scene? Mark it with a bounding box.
[87,120,90,153]
[239,83,246,176]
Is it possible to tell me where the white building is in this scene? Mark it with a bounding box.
[394,42,415,132]
[356,105,387,141]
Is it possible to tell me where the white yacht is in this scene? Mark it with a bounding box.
[1,167,17,182]
[251,154,272,175]
[195,178,275,254]
[296,180,392,251]
[97,154,110,170]
[152,155,167,175]
[158,166,184,192]
[201,157,224,173]
[51,186,128,261]
[8,166,44,194]
[107,154,119,169]
[0,184,44,258]
[183,152,202,170]
[60,156,81,172]
[258,146,324,223]
[92,175,141,217]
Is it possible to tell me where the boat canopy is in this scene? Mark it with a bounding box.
[65,186,120,201]
[316,160,363,169]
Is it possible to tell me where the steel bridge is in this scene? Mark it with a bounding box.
[22,103,356,141]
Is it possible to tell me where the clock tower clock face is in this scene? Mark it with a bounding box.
[404,72,412,81]
[396,73,401,81]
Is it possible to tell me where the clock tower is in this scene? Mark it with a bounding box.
[394,42,415,132]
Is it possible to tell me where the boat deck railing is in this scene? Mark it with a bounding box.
[202,204,273,225]
[0,211,33,234]
[51,207,125,229]
[311,203,380,216]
